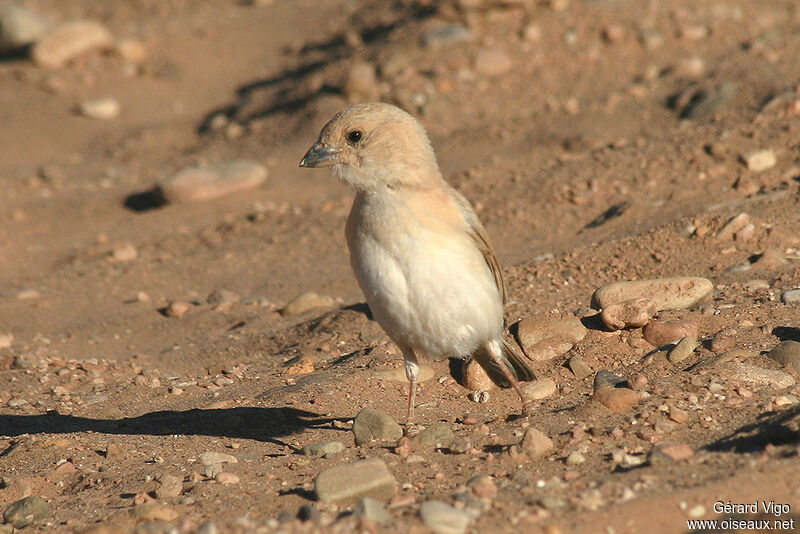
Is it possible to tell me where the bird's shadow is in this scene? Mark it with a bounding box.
[0,407,344,450]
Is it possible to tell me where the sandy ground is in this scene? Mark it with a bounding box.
[1,0,800,532]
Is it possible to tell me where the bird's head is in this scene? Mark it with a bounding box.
[299,102,441,190]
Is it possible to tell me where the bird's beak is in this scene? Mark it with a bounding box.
[299,142,339,168]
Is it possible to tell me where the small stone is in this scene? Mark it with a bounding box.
[198,452,238,466]
[116,38,148,64]
[640,29,664,49]
[565,451,585,466]
[628,373,648,390]
[669,406,689,424]
[474,48,512,77]
[462,358,495,391]
[468,474,497,500]
[282,292,336,316]
[129,503,179,522]
[415,422,454,449]
[744,279,770,291]
[0,334,12,349]
[154,474,183,499]
[593,370,627,391]
[302,441,344,458]
[3,496,49,528]
[353,407,403,445]
[593,388,639,412]
[681,82,737,119]
[314,458,397,503]
[157,160,267,204]
[667,337,698,364]
[676,56,705,78]
[592,277,712,311]
[0,4,49,52]
[31,20,114,68]
[709,330,736,353]
[515,314,586,361]
[164,301,190,317]
[781,289,800,304]
[79,98,120,120]
[600,297,657,330]
[650,442,694,463]
[207,289,240,306]
[743,149,777,173]
[753,248,787,270]
[449,437,472,454]
[568,356,593,379]
[353,497,391,525]
[419,500,471,534]
[112,243,137,261]
[520,427,554,458]
[767,341,800,373]
[522,377,556,400]
[468,389,490,403]
[343,61,380,102]
[719,362,795,389]
[642,319,699,347]
[716,213,751,241]
[421,24,473,48]
[196,521,218,534]
[214,472,240,485]
[521,23,541,42]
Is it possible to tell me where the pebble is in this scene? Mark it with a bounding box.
[568,355,593,379]
[709,330,736,353]
[207,288,240,307]
[373,364,434,383]
[154,474,183,499]
[681,82,737,119]
[521,23,541,42]
[116,38,148,64]
[743,149,777,172]
[592,382,639,412]
[415,422,454,449]
[628,373,648,390]
[744,279,769,291]
[781,289,800,304]
[667,337,698,364]
[593,370,626,390]
[112,243,137,262]
[198,452,238,466]
[196,521,219,534]
[753,248,787,270]
[522,377,557,400]
[642,319,699,347]
[352,407,403,445]
[79,98,120,120]
[164,301,190,317]
[592,277,712,311]
[515,314,586,361]
[719,362,795,389]
[669,406,689,424]
[129,503,179,522]
[0,4,49,52]
[31,20,114,68]
[716,213,751,241]
[419,500,471,534]
[282,292,336,316]
[474,48,512,77]
[767,341,800,373]
[3,496,50,528]
[600,297,657,330]
[0,334,12,349]
[314,458,397,503]
[214,472,240,485]
[462,358,495,390]
[157,160,267,204]
[676,56,705,78]
[353,497,392,525]
[565,451,585,466]
[421,24,473,47]
[649,442,694,465]
[302,441,344,458]
[520,427,553,458]
[343,61,380,102]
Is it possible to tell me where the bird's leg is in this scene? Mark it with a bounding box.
[485,340,533,416]
[403,349,420,434]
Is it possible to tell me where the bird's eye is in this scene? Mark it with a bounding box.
[347,130,363,144]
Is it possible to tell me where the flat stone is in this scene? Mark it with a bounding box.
[781,289,800,304]
[419,500,471,534]
[198,452,238,466]
[282,292,335,316]
[667,337,698,364]
[600,297,657,330]
[767,341,800,373]
[352,407,403,445]
[519,427,553,458]
[157,159,267,203]
[314,458,397,504]
[568,355,593,379]
[373,364,434,383]
[642,319,699,347]
[421,24,473,47]
[593,388,639,412]
[415,422,454,449]
[31,20,113,68]
[0,4,49,52]
[301,441,344,458]
[462,357,495,390]
[130,503,179,522]
[3,496,49,528]
[353,497,392,525]
[743,149,777,172]
[592,277,712,311]
[718,362,795,389]
[522,377,557,400]
[515,314,586,361]
[79,98,120,120]
[649,442,694,465]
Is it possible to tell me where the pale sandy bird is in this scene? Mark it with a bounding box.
[300,102,534,424]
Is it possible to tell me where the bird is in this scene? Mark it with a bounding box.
[300,102,534,425]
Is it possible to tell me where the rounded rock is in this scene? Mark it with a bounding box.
[520,427,553,458]
[600,297,657,330]
[282,292,335,317]
[642,319,699,347]
[593,388,639,412]
[592,277,712,311]
[515,314,586,361]
[31,20,114,68]
[164,301,190,318]
[781,289,800,304]
[352,407,403,445]
[3,496,49,528]
[474,48,512,77]
[667,337,698,364]
[0,4,49,52]
[420,500,471,534]
[522,377,556,400]
[79,98,120,120]
[314,458,397,504]
[157,160,267,204]
[767,341,800,374]
[462,358,495,391]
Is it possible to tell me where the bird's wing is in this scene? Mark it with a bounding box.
[448,188,507,304]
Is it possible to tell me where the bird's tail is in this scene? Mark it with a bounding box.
[472,339,536,388]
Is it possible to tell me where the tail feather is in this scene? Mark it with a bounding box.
[472,339,536,388]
